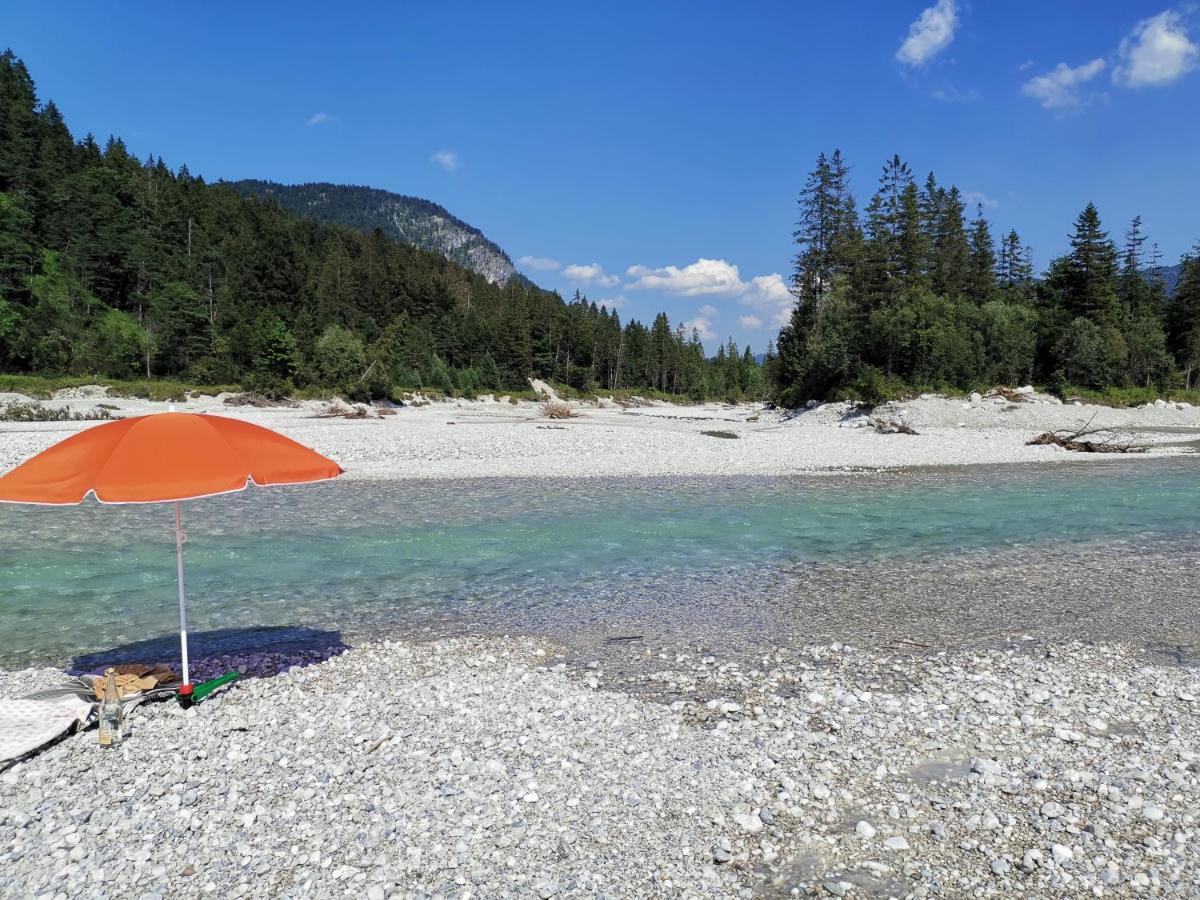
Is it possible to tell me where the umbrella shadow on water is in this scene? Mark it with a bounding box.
[70,625,348,680]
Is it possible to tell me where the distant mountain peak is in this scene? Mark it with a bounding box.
[229,180,517,285]
[1144,263,1182,296]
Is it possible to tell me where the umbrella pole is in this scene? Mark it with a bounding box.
[174,500,190,686]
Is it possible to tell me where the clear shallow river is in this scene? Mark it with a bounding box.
[1,459,1198,668]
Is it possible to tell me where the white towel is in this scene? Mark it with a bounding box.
[0,694,95,766]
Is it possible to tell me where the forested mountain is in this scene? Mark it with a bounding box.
[774,150,1200,403]
[1147,264,1182,297]
[230,180,517,286]
[0,51,762,401]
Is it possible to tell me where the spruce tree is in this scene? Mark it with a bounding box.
[966,205,996,303]
[929,186,968,297]
[1118,215,1152,320]
[791,149,859,315]
[1167,245,1200,384]
[1062,203,1120,324]
[862,155,921,307]
[781,149,860,397]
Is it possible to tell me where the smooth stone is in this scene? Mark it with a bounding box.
[1051,844,1074,865]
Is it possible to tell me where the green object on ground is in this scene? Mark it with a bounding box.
[190,671,240,704]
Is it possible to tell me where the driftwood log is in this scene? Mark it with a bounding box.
[312,402,372,419]
[1027,419,1147,454]
[871,417,919,435]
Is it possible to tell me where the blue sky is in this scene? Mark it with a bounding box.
[2,2,1199,352]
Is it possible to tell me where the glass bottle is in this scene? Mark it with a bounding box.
[98,668,123,747]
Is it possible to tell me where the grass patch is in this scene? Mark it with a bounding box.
[1052,384,1200,408]
[0,400,115,422]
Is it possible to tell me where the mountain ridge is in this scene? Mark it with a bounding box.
[1146,264,1182,296]
[228,180,518,286]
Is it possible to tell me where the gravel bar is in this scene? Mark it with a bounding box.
[1,636,1197,898]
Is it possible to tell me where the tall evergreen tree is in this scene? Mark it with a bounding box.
[1060,203,1120,324]
[966,205,996,303]
[1167,245,1200,385]
[928,186,969,297]
[791,150,859,310]
[1118,215,1152,319]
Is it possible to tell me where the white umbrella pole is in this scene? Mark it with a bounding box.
[174,500,190,686]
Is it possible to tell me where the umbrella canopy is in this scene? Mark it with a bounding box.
[0,412,343,685]
[0,412,341,504]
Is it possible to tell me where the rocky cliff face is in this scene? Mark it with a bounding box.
[231,180,516,285]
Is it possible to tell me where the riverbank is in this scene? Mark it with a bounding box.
[1,635,1197,898]
[2,386,1198,480]
[3,387,1199,898]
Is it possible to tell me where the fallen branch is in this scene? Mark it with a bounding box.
[541,399,580,420]
[984,385,1030,403]
[1027,417,1147,453]
[312,401,371,419]
[365,733,393,754]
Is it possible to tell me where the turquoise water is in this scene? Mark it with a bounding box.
[1,459,1198,667]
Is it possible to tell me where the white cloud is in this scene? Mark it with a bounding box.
[739,314,764,330]
[1114,10,1198,87]
[699,304,720,318]
[896,0,958,67]
[518,255,561,272]
[625,258,745,296]
[563,262,619,287]
[1021,58,1106,109]
[963,190,998,209]
[682,316,716,342]
[625,258,794,328]
[930,86,980,102]
[305,112,335,127]
[740,273,794,328]
[596,295,627,310]
[430,150,460,172]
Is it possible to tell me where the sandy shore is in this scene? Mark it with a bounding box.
[2,386,1198,481]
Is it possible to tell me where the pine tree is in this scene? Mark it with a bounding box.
[866,155,912,245]
[997,230,1032,287]
[1062,203,1120,324]
[1118,215,1152,320]
[928,186,968,297]
[966,205,996,303]
[864,155,922,292]
[791,150,859,313]
[1167,245,1200,384]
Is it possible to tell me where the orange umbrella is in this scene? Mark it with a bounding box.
[0,412,343,685]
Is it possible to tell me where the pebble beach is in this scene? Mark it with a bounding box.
[1,387,1199,898]
[1,637,1197,898]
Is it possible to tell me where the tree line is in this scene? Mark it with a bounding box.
[773,150,1200,404]
[0,51,760,401]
